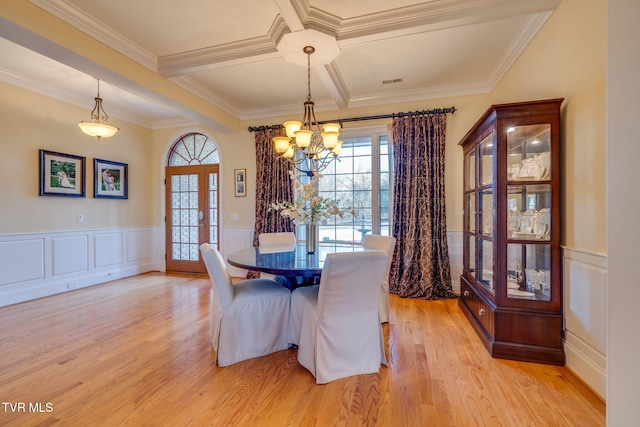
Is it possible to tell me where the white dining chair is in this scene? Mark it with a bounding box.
[258,232,296,248]
[199,243,291,367]
[288,250,389,384]
[362,234,396,323]
[257,232,297,286]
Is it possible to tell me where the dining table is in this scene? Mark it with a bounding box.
[227,243,363,289]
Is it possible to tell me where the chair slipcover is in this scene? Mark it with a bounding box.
[199,243,291,367]
[257,232,297,285]
[362,234,397,323]
[289,250,389,384]
[258,232,296,247]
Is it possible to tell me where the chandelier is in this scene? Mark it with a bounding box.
[78,79,119,140]
[272,46,342,176]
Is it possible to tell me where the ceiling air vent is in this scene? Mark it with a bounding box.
[382,78,403,85]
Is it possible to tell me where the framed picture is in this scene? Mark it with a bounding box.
[39,149,86,197]
[234,169,246,197]
[94,158,128,199]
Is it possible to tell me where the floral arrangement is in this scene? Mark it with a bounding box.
[270,171,355,225]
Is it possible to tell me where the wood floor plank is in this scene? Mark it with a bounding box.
[0,272,604,426]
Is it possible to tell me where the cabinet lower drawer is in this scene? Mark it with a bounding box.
[460,278,495,337]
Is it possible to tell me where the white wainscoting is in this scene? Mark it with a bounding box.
[221,227,254,277]
[563,247,607,400]
[0,228,156,308]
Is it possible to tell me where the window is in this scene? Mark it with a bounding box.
[168,133,219,166]
[316,128,391,243]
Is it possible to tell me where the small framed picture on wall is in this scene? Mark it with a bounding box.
[94,158,128,199]
[234,169,246,197]
[39,149,86,197]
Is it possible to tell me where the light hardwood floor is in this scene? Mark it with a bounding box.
[0,272,604,426]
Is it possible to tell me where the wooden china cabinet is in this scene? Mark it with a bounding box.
[458,98,564,365]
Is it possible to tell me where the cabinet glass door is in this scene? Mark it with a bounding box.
[465,147,476,190]
[506,243,551,301]
[478,238,494,294]
[479,133,494,186]
[463,148,477,277]
[465,193,476,232]
[507,124,551,181]
[507,184,551,240]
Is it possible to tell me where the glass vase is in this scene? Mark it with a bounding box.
[305,223,318,254]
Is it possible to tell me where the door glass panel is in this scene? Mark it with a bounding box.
[208,172,219,246]
[170,174,199,261]
[507,243,551,301]
[507,124,551,181]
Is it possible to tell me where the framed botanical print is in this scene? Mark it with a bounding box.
[234,168,246,197]
[94,158,128,199]
[39,149,86,197]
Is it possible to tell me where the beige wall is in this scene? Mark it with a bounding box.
[0,0,605,257]
[489,0,606,252]
[0,81,154,234]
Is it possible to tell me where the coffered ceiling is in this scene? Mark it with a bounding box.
[0,0,561,129]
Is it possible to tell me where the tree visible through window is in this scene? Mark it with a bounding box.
[317,131,391,243]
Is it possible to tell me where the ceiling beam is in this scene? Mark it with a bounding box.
[0,1,239,132]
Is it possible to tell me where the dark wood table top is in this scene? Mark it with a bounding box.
[227,243,363,277]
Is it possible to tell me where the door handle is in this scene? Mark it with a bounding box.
[199,210,204,221]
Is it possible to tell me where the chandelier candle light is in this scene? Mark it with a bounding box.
[273,46,342,176]
[78,79,119,140]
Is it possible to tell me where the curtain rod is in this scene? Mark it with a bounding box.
[247,106,456,132]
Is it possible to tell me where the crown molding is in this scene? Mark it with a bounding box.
[169,75,242,119]
[346,81,492,111]
[151,117,197,130]
[318,61,349,109]
[336,0,560,44]
[29,0,157,70]
[158,36,281,77]
[484,11,554,91]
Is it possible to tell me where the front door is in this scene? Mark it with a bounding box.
[165,164,219,273]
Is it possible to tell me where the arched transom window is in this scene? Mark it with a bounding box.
[168,132,219,166]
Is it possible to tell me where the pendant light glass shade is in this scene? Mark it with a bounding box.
[78,79,119,140]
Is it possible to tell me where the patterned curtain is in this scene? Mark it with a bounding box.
[253,127,295,247]
[389,113,455,299]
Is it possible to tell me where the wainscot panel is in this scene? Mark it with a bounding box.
[95,233,124,268]
[0,239,44,286]
[563,247,607,400]
[52,235,89,275]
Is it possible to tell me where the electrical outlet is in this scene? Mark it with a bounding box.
[67,283,77,289]
[231,213,240,221]
[77,214,84,223]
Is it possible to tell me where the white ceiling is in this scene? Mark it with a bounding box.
[0,0,561,129]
